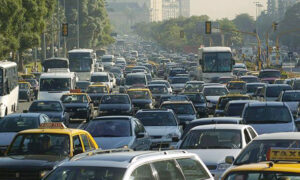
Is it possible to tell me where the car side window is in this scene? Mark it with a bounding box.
[133,120,141,136]
[130,164,155,180]
[136,119,146,133]
[80,134,91,151]
[247,127,257,139]
[176,158,210,180]
[152,160,185,180]
[73,135,83,153]
[244,129,251,144]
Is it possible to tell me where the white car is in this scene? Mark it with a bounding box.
[179,124,257,179]
[135,109,182,149]
[90,72,114,90]
[150,80,173,94]
[202,85,229,113]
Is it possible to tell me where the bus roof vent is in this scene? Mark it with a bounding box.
[47,68,70,73]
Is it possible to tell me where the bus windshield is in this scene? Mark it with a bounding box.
[203,52,232,72]
[43,59,69,72]
[40,78,71,91]
[69,53,92,72]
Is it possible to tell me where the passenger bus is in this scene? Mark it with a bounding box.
[198,47,234,82]
[42,57,69,72]
[68,49,96,81]
[0,61,18,117]
[38,69,77,100]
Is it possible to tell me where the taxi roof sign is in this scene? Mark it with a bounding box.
[268,148,300,161]
[39,122,67,129]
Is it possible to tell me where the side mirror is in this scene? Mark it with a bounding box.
[23,110,28,113]
[137,132,146,139]
[225,156,234,164]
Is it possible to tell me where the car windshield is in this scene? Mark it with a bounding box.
[266,86,292,97]
[76,82,90,89]
[185,94,206,103]
[44,166,125,180]
[225,172,300,180]
[244,106,292,123]
[19,83,30,89]
[161,104,195,115]
[180,129,242,149]
[40,78,71,91]
[203,88,228,96]
[226,103,246,117]
[234,140,300,165]
[282,92,300,101]
[259,71,281,78]
[102,58,113,62]
[219,97,249,110]
[125,75,146,86]
[101,95,130,104]
[86,120,131,137]
[150,81,170,88]
[0,116,39,132]
[184,83,202,92]
[171,77,189,84]
[170,69,187,76]
[149,86,168,94]
[87,86,108,93]
[61,95,88,103]
[246,84,265,93]
[128,91,150,99]
[136,112,177,126]
[91,75,108,82]
[227,83,245,90]
[29,101,62,112]
[7,133,70,156]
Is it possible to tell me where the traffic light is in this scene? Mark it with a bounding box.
[272,22,278,31]
[62,23,68,37]
[205,21,212,34]
[180,30,185,38]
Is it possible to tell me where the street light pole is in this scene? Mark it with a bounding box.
[77,0,80,48]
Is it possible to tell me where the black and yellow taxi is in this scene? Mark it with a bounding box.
[18,81,34,102]
[86,83,110,106]
[60,91,94,122]
[0,123,98,180]
[222,148,300,180]
[214,93,251,116]
[127,88,154,110]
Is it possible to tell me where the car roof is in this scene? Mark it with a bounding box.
[191,124,248,131]
[91,72,108,76]
[93,116,133,121]
[148,84,167,87]
[283,90,300,93]
[228,100,259,104]
[161,100,192,105]
[65,150,198,168]
[246,83,266,85]
[254,132,300,140]
[136,109,173,113]
[19,128,88,135]
[265,84,291,87]
[4,113,42,118]
[191,117,242,123]
[203,85,226,89]
[260,69,280,72]
[247,102,286,107]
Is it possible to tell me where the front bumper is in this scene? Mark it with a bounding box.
[150,138,175,149]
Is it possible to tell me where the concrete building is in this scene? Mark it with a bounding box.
[267,0,299,19]
[162,0,179,20]
[148,0,163,22]
[179,0,190,17]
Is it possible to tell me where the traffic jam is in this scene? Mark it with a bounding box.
[1,40,300,180]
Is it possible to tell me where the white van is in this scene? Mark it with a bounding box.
[91,72,113,89]
[38,69,77,100]
[101,55,115,68]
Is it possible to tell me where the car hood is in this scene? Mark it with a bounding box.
[99,104,131,111]
[184,149,241,165]
[250,123,296,135]
[0,155,67,170]
[205,96,220,103]
[132,99,152,104]
[63,103,87,108]
[0,132,17,146]
[94,137,134,149]
[145,126,180,136]
[32,111,63,118]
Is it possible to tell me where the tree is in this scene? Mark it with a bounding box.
[218,18,243,46]
[233,14,255,33]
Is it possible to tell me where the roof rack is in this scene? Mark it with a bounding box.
[129,150,188,163]
[71,148,133,161]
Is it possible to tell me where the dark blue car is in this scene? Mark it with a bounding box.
[98,94,133,116]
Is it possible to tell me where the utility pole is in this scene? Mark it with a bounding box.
[63,0,67,57]
[57,0,60,57]
[77,0,80,48]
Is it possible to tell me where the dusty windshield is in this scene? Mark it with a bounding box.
[203,52,232,72]
[128,90,150,99]
[40,78,71,91]
[87,86,108,93]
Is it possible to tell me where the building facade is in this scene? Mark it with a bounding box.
[162,0,179,20]
[179,0,190,17]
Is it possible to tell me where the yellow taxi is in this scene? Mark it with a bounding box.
[127,88,154,109]
[86,84,110,106]
[215,93,251,116]
[0,123,98,179]
[222,148,300,180]
[60,91,94,121]
[18,81,34,101]
[226,81,247,94]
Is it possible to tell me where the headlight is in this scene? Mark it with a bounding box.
[217,163,231,171]
[40,170,50,178]
[77,108,87,111]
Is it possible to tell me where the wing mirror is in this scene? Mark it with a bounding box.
[225,156,234,164]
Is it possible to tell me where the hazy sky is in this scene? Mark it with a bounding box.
[191,0,268,20]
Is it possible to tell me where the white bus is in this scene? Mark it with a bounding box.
[198,47,234,82]
[0,61,18,117]
[68,49,96,81]
[38,69,77,100]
